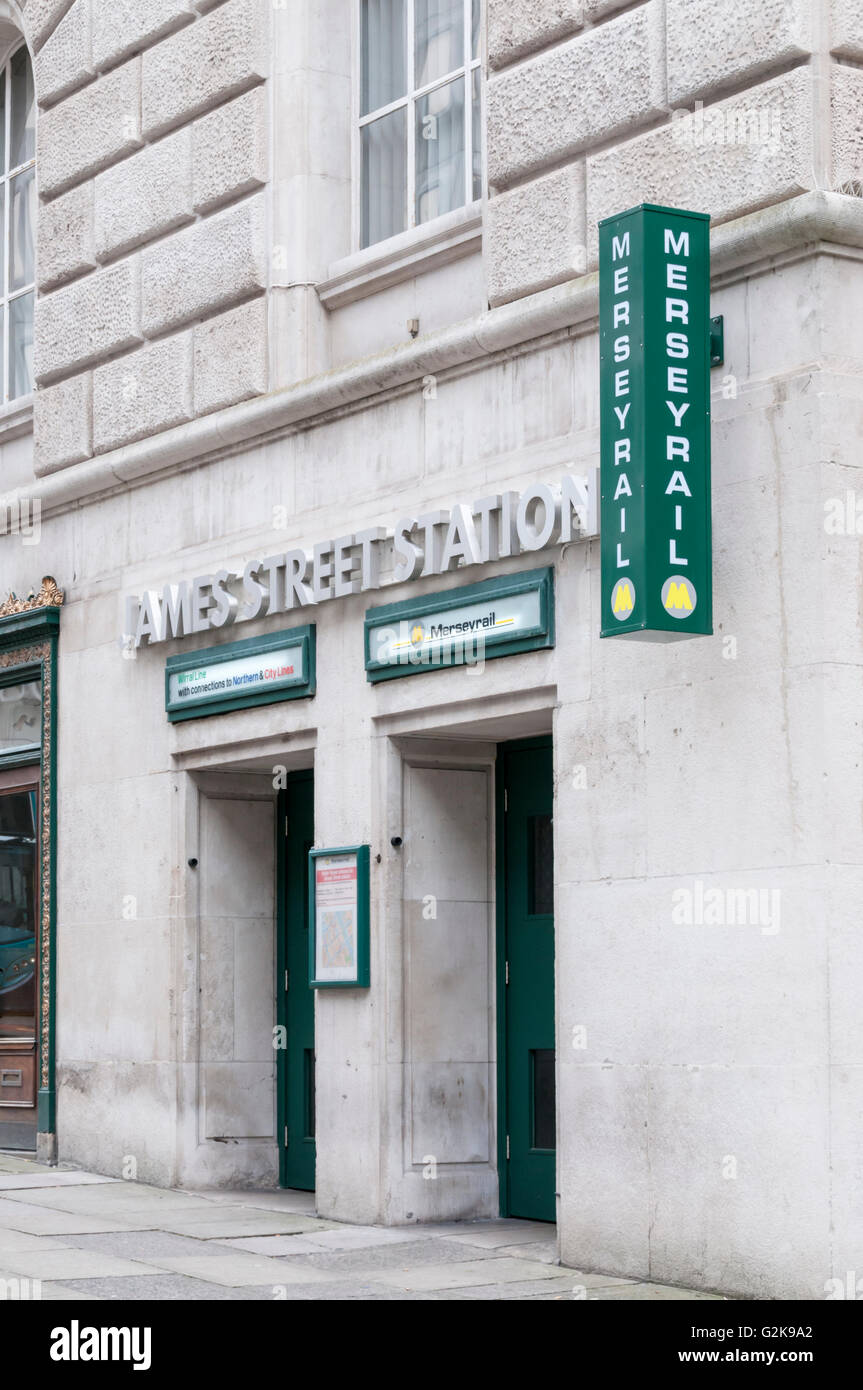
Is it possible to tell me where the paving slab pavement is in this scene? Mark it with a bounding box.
[0,1151,725,1301]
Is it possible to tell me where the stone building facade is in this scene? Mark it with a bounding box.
[0,0,861,1299]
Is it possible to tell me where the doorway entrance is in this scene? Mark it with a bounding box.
[498,738,555,1221]
[277,771,315,1190]
[0,766,39,1151]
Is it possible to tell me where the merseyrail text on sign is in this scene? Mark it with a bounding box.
[599,203,713,639]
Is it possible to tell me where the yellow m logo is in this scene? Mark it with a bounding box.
[613,582,634,614]
[664,581,693,612]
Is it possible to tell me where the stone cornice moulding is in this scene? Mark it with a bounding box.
[17,191,863,520]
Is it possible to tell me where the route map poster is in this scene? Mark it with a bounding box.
[309,845,370,988]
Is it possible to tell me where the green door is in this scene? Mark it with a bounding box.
[499,739,556,1221]
[277,771,315,1191]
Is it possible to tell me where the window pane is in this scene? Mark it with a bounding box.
[305,1049,316,1139]
[361,0,406,115]
[415,76,465,225]
[528,814,554,915]
[361,107,406,248]
[472,0,480,59]
[471,66,482,200]
[0,680,41,754]
[531,1049,556,1150]
[0,184,5,296]
[415,0,464,88]
[9,48,34,170]
[9,167,34,293]
[8,291,33,400]
[0,66,6,177]
[0,789,38,1043]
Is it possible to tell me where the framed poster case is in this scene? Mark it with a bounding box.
[308,845,370,989]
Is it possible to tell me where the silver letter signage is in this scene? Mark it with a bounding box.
[123,473,596,648]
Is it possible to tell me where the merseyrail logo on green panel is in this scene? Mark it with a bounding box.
[599,203,713,640]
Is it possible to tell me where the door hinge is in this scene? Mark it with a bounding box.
[505,960,509,985]
[506,1134,510,1160]
[284,814,289,837]
[285,968,289,991]
[284,1125,288,1148]
[504,788,508,812]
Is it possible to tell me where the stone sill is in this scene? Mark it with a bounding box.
[317,203,483,310]
[0,394,34,445]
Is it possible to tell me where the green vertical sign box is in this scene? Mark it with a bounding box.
[599,203,713,639]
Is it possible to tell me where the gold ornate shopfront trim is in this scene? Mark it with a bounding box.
[0,576,64,619]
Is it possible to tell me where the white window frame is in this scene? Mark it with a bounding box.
[0,39,35,408]
[354,0,482,253]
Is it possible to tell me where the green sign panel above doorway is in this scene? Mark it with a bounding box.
[364,567,555,682]
[165,626,316,721]
[599,203,713,640]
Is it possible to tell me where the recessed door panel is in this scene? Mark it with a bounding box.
[500,740,555,1221]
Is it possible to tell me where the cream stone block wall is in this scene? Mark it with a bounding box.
[33,0,92,107]
[37,58,143,196]
[93,127,194,261]
[32,0,271,476]
[140,0,265,138]
[36,181,95,291]
[486,4,667,188]
[22,0,76,55]
[34,259,142,383]
[487,0,584,70]
[664,0,813,105]
[91,0,194,73]
[485,164,586,307]
[32,372,91,472]
[92,333,194,453]
[483,0,846,298]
